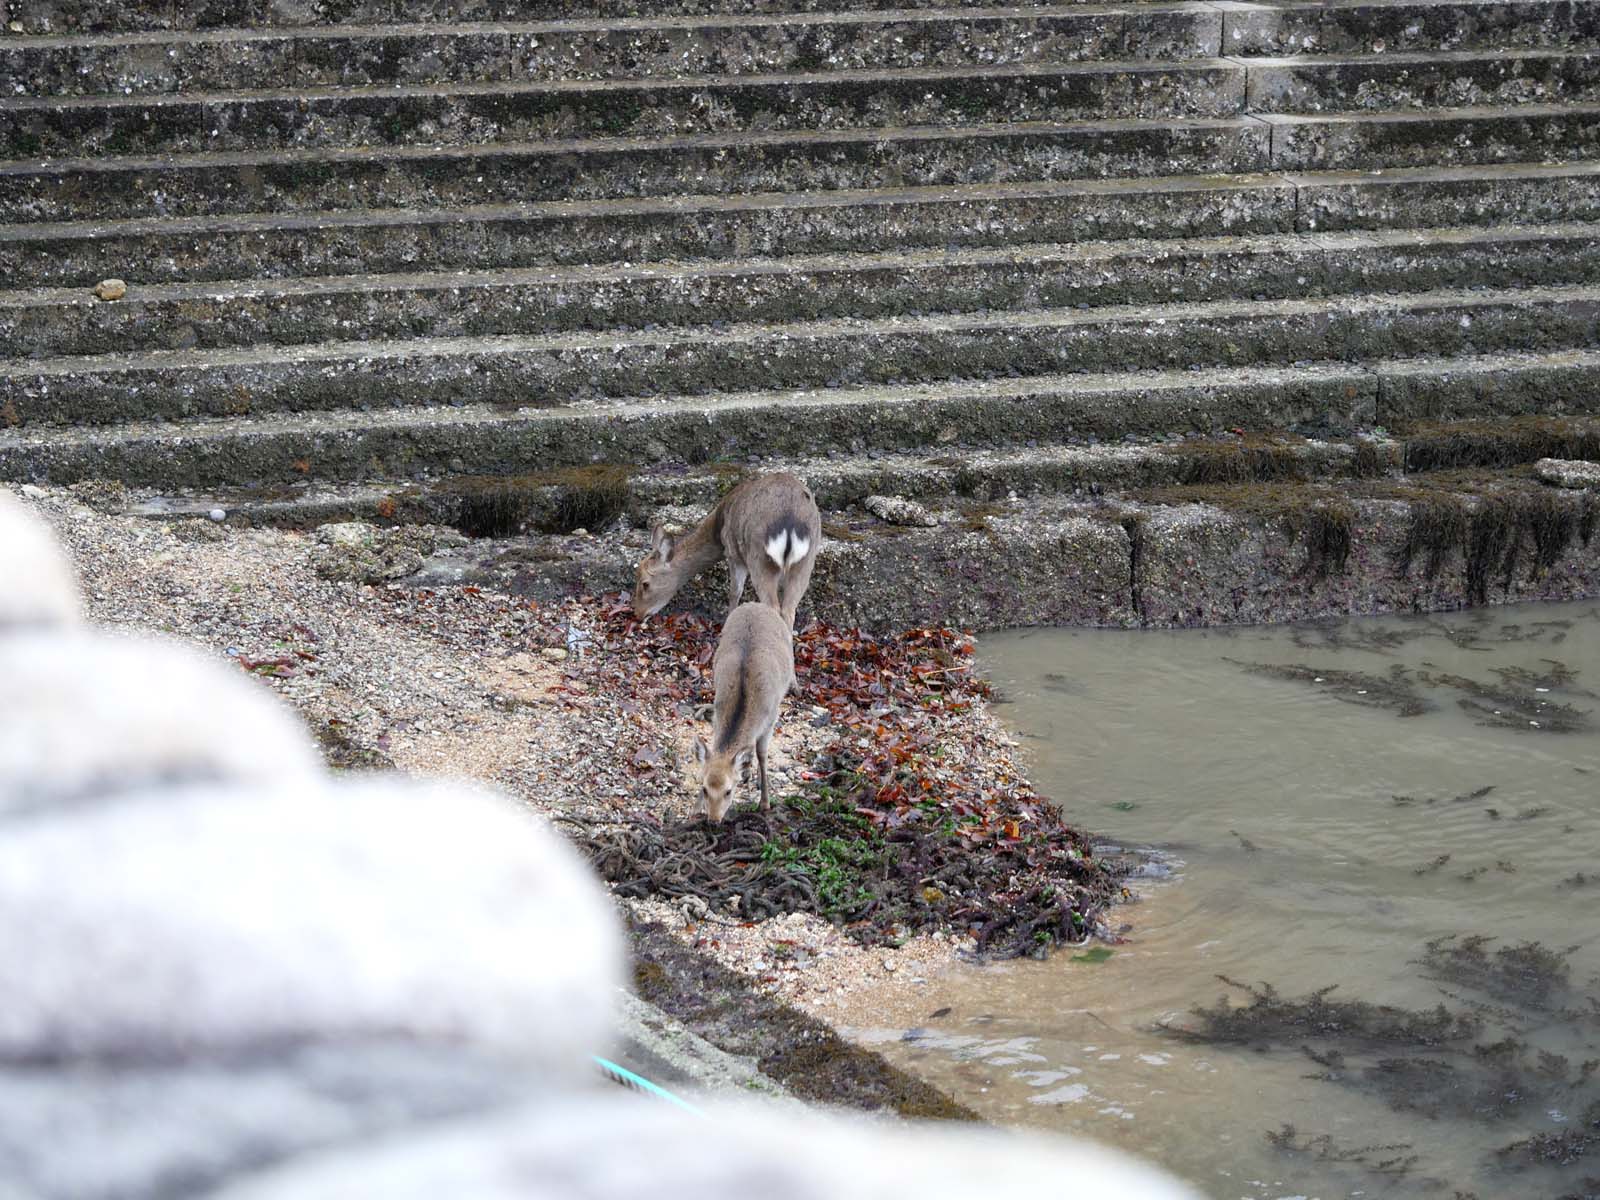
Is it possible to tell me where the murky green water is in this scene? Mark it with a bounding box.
[848,603,1600,1200]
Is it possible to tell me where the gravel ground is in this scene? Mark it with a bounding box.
[20,481,1012,1017]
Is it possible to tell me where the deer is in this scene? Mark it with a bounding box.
[632,472,821,628]
[694,601,795,823]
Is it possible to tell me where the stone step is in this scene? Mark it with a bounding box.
[8,223,1600,358]
[7,163,1600,288]
[4,350,1599,487]
[1223,0,1600,58]
[6,284,1600,429]
[13,50,1599,157]
[13,0,1596,37]
[0,62,1250,158]
[1263,101,1600,172]
[1,5,1221,96]
[0,117,1278,224]
[9,0,1227,35]
[6,106,1599,225]
[1246,48,1600,114]
[115,433,1381,528]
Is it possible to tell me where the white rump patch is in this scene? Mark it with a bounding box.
[765,530,812,569]
[765,532,790,568]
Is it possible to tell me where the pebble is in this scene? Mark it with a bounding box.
[540,647,569,662]
[93,279,128,302]
[208,508,226,523]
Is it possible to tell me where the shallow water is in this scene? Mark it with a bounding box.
[846,603,1600,1200]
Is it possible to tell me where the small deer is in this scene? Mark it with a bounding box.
[694,602,795,823]
[633,472,821,627]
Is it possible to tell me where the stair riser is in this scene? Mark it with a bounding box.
[1225,2,1600,57]
[1298,168,1600,231]
[2,10,1220,96]
[0,123,1273,223]
[1249,54,1600,114]
[0,375,1381,488]
[10,234,1600,358]
[0,185,1305,288]
[1272,107,1600,171]
[1379,354,1600,421]
[0,67,1248,158]
[6,297,1597,428]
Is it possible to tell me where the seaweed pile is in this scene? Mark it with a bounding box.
[566,604,1125,959]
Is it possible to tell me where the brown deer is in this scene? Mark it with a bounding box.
[694,602,795,822]
[632,472,821,627]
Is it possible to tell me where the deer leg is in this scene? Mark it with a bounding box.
[778,554,816,629]
[756,733,771,812]
[727,561,749,618]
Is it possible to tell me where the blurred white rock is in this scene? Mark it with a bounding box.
[205,1095,1199,1200]
[0,776,621,1073]
[0,489,81,629]
[0,632,322,811]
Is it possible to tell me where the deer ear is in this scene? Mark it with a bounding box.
[650,524,675,562]
[693,737,708,765]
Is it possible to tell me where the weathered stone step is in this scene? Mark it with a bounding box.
[7,105,1599,224]
[4,350,1599,488]
[0,61,1250,158]
[8,223,1600,358]
[8,163,1600,288]
[1262,101,1600,171]
[13,0,1595,37]
[6,284,1600,428]
[1244,48,1600,114]
[16,49,1599,157]
[9,0,1235,35]
[1224,0,1600,58]
[1,5,1220,96]
[117,433,1380,528]
[0,118,1275,223]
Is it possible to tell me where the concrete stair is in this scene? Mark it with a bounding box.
[6,0,1600,624]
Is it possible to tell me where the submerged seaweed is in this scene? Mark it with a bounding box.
[1175,977,1480,1049]
[1417,936,1574,1011]
[1227,659,1430,717]
[1418,669,1592,733]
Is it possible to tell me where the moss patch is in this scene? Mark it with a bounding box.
[1398,415,1600,473]
[443,465,635,538]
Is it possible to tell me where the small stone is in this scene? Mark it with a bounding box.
[1535,458,1600,490]
[7,21,24,33]
[863,494,938,528]
[93,279,128,302]
[539,647,568,663]
[208,508,226,523]
[19,484,46,500]
[882,959,898,973]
